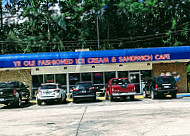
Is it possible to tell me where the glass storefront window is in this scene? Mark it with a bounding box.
[69,73,80,85]
[129,73,140,84]
[141,70,152,93]
[81,73,92,81]
[44,74,55,83]
[93,72,103,84]
[104,72,115,84]
[32,75,43,88]
[56,74,66,86]
[141,70,152,81]
[118,71,128,78]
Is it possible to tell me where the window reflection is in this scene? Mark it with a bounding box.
[69,73,80,85]
[44,74,55,83]
[81,73,92,81]
[93,72,103,84]
[104,72,115,84]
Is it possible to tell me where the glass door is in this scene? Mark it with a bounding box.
[129,72,141,94]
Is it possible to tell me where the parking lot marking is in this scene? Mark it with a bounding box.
[76,106,87,136]
[67,102,72,106]
[105,101,109,105]
[142,99,150,104]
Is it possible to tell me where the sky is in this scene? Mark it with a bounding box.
[2,0,10,6]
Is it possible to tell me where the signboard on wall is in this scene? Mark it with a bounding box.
[0,46,190,68]
[12,54,170,67]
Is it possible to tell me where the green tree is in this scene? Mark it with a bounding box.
[0,0,189,53]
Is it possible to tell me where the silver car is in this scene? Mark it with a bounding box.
[36,83,67,105]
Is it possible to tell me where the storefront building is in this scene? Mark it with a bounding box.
[0,46,189,97]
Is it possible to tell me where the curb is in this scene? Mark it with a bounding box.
[177,93,190,98]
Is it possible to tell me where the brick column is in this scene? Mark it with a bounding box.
[152,62,187,93]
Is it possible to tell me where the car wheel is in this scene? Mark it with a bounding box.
[18,97,22,107]
[92,95,96,102]
[151,91,156,99]
[25,99,30,104]
[12,97,21,108]
[109,95,114,101]
[73,97,77,103]
[63,94,67,103]
[105,93,108,100]
[172,93,177,98]
[159,94,164,99]
[58,95,63,104]
[143,91,147,98]
[37,99,42,105]
[130,95,135,101]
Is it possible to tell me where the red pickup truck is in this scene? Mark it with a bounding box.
[105,78,136,101]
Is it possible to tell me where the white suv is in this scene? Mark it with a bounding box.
[36,83,67,105]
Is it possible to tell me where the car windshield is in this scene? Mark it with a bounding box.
[0,83,7,88]
[112,79,128,85]
[40,85,57,89]
[157,76,175,83]
[74,83,92,89]
[0,83,18,88]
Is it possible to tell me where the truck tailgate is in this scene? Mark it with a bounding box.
[112,84,135,93]
[0,88,14,98]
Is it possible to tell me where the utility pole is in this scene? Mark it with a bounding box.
[0,1,3,54]
[0,1,3,31]
[96,16,100,50]
[47,1,51,52]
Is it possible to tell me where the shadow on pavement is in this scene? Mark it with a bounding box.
[112,98,142,102]
[0,102,35,109]
[40,101,71,106]
[157,96,182,100]
[73,99,102,104]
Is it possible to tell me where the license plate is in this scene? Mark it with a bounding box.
[43,92,50,95]
[82,90,86,93]
[0,98,4,101]
[164,86,169,88]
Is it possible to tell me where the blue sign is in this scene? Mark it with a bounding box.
[0,46,190,68]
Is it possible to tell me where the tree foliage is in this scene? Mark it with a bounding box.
[0,0,189,54]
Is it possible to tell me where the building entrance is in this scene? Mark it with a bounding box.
[129,72,141,93]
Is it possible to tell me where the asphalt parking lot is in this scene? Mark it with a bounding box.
[1,94,190,136]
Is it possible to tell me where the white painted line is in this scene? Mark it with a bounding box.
[67,102,72,106]
[143,99,150,104]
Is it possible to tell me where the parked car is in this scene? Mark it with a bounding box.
[72,81,96,103]
[105,78,136,101]
[36,83,67,105]
[143,76,178,99]
[0,81,30,107]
